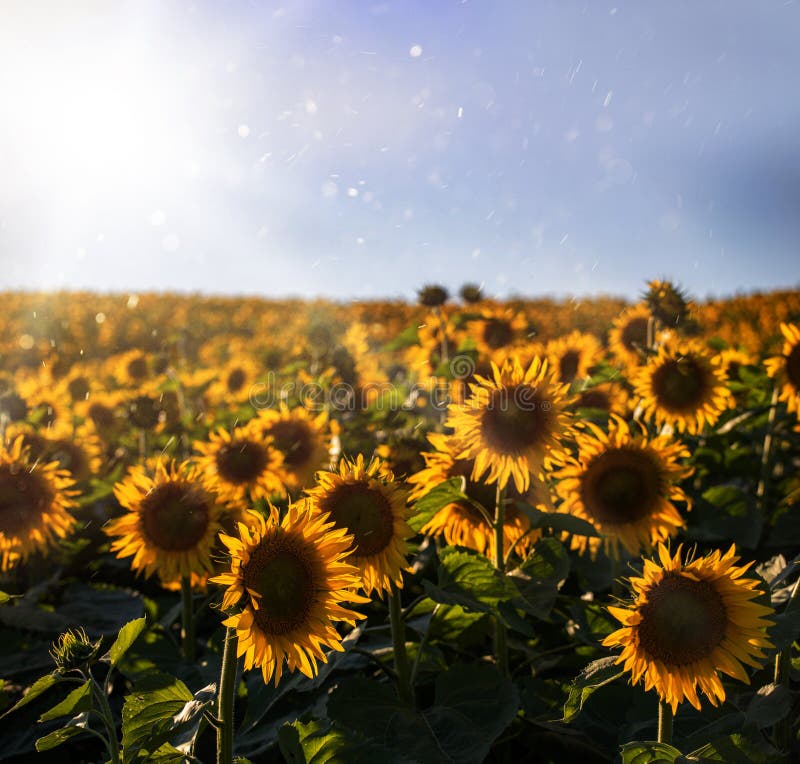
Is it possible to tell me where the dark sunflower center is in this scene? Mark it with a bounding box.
[268,420,314,468]
[580,448,662,524]
[559,351,581,384]
[577,389,611,410]
[67,376,91,402]
[637,574,727,666]
[127,356,149,381]
[89,402,115,430]
[621,317,649,352]
[49,440,90,482]
[243,539,315,635]
[321,483,394,557]
[140,482,210,551]
[786,344,800,390]
[215,439,269,484]
[650,357,709,412]
[226,368,247,393]
[481,385,551,455]
[0,464,55,537]
[483,319,513,350]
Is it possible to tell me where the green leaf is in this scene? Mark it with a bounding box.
[327,663,518,764]
[39,679,92,722]
[515,502,599,537]
[519,537,570,582]
[744,682,792,728]
[121,671,197,763]
[35,725,85,752]
[686,733,779,763]
[106,616,147,667]
[409,477,470,532]
[423,547,516,614]
[562,656,625,723]
[279,719,412,764]
[384,324,420,351]
[2,672,61,717]
[620,741,683,763]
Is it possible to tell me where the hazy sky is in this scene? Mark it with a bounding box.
[0,0,798,300]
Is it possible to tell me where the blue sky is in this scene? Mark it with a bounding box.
[0,0,798,300]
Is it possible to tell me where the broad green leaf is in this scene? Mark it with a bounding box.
[409,477,470,532]
[516,503,599,537]
[39,679,92,722]
[519,537,570,582]
[278,719,412,764]
[562,656,625,723]
[620,741,683,763]
[686,733,779,763]
[423,547,516,614]
[744,682,792,728]
[327,663,518,764]
[106,616,147,667]
[35,725,85,752]
[2,672,61,717]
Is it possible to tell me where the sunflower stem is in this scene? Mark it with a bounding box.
[89,673,121,764]
[493,484,509,676]
[217,626,237,764]
[756,384,779,514]
[773,575,800,751]
[657,700,673,744]
[181,575,196,662]
[389,583,413,706]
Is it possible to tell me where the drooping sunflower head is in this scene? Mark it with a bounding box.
[418,284,449,307]
[604,544,774,713]
[608,304,653,368]
[211,504,367,686]
[106,459,224,584]
[253,406,331,490]
[304,454,412,596]
[459,283,484,304]
[553,417,692,557]
[194,425,285,503]
[446,355,573,493]
[765,323,800,416]
[545,331,602,385]
[0,435,78,571]
[408,433,540,560]
[644,279,694,329]
[633,341,730,434]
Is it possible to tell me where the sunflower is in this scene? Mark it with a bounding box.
[205,356,262,406]
[408,433,541,559]
[608,304,653,368]
[553,417,692,557]
[106,459,224,582]
[303,455,411,596]
[633,341,730,434]
[253,405,331,491]
[765,323,800,416]
[446,356,573,493]
[571,380,629,416]
[545,331,602,385]
[109,349,153,388]
[0,435,78,571]
[468,307,528,359]
[716,347,755,385]
[194,424,285,504]
[211,504,368,685]
[603,543,774,713]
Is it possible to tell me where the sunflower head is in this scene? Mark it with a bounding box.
[446,356,573,493]
[194,425,285,503]
[304,455,412,596]
[633,342,730,434]
[765,323,800,415]
[604,544,774,713]
[418,284,449,307]
[0,435,77,571]
[459,283,484,303]
[645,280,693,328]
[553,417,691,557]
[106,459,224,583]
[211,504,368,686]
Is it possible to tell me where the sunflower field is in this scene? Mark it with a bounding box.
[0,280,799,764]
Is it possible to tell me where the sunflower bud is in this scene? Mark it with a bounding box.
[417,284,449,307]
[50,628,102,674]
[644,279,692,328]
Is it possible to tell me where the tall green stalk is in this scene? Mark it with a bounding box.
[217,627,237,764]
[181,575,196,662]
[657,700,673,745]
[389,583,412,705]
[493,484,509,676]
